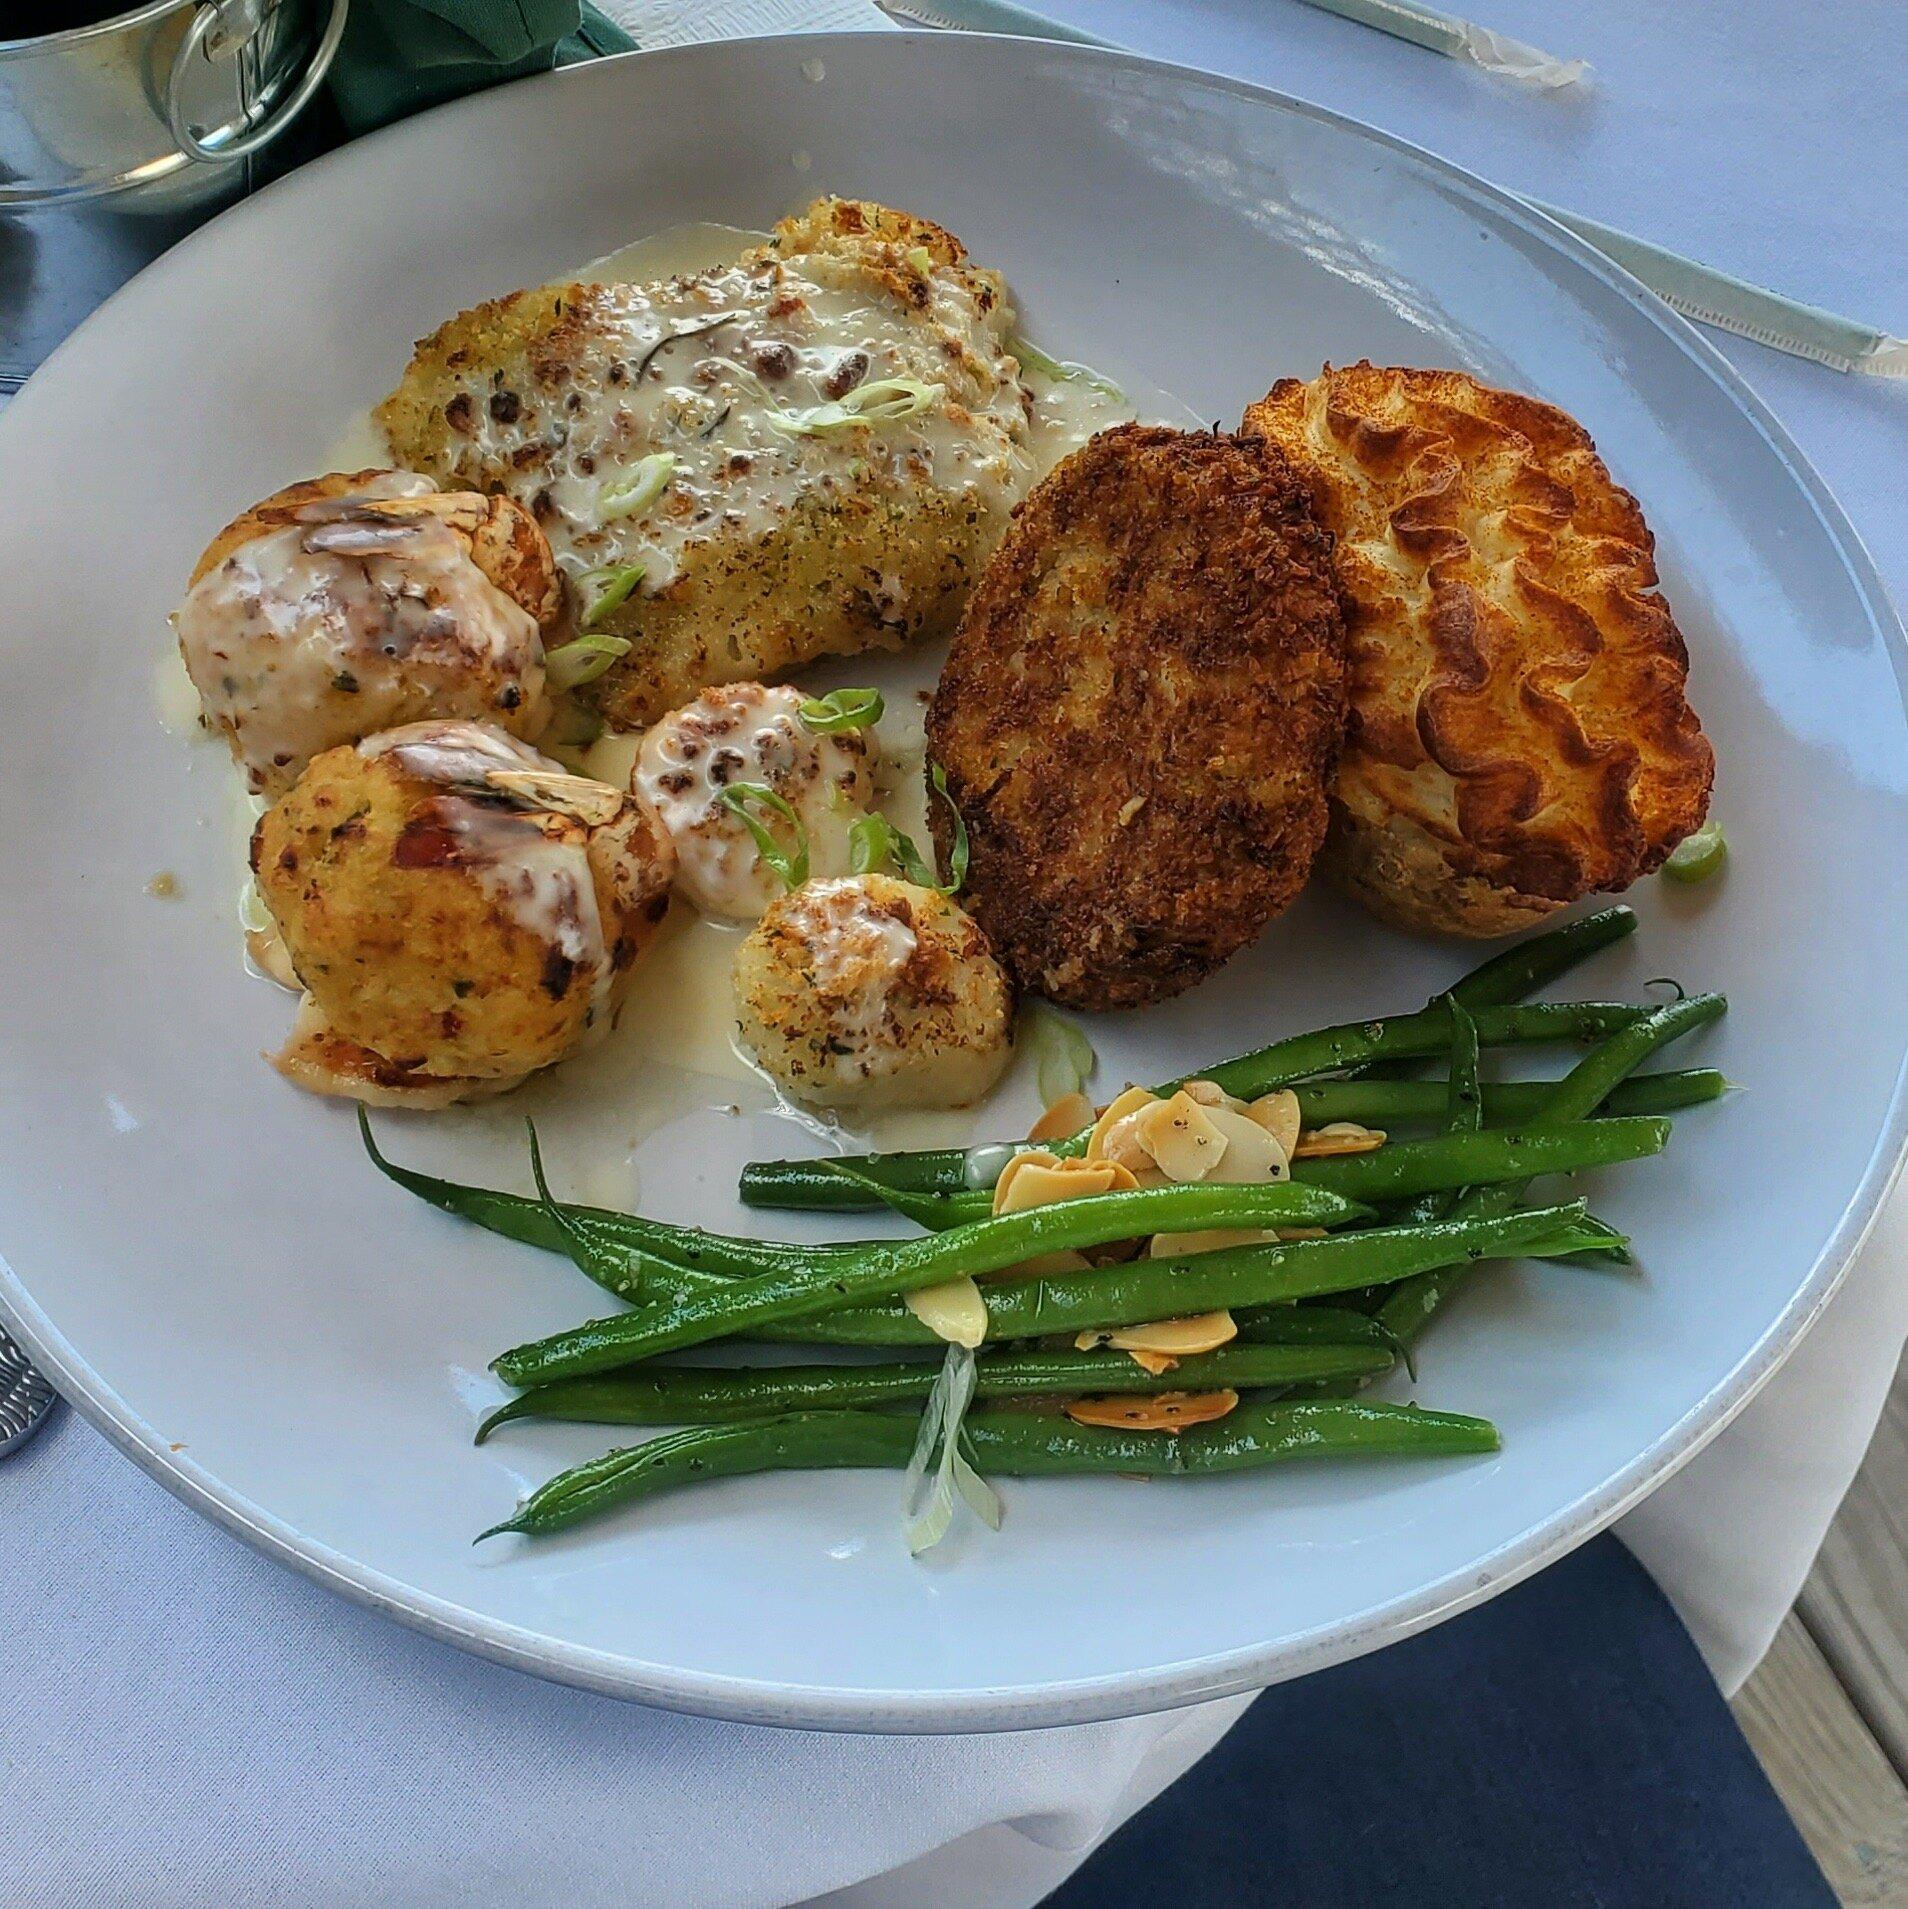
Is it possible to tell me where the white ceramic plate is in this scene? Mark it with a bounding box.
[3,32,1905,1733]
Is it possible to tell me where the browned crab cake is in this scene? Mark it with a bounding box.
[253,721,673,1093]
[1244,364,1714,937]
[927,423,1347,1011]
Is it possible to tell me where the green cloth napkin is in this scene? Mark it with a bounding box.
[329,0,637,136]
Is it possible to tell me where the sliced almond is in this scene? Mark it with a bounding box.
[1275,1226,1330,1241]
[1027,1090,1094,1145]
[1065,1389,1239,1433]
[1074,1311,1237,1358]
[1149,1227,1275,1258]
[1292,1121,1388,1159]
[1086,1086,1158,1163]
[993,1152,1137,1216]
[904,1275,988,1347]
[1247,1089,1302,1162]
[1200,1104,1290,1184]
[484,767,625,826]
[1178,1078,1230,1108]
[1134,1090,1228,1183]
[1124,1349,1179,1376]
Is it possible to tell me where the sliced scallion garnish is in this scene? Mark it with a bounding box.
[599,452,676,522]
[1662,819,1726,885]
[717,781,810,890]
[1009,336,1125,402]
[766,377,945,438]
[799,686,885,733]
[902,1343,1002,1556]
[1024,1002,1096,1107]
[545,633,633,691]
[928,761,970,893]
[576,563,646,632]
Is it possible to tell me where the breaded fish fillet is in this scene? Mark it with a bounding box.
[928,424,1346,1010]
[1245,363,1713,937]
[378,199,1035,728]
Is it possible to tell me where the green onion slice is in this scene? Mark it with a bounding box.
[766,377,945,437]
[1009,335,1125,401]
[717,781,810,890]
[799,687,885,734]
[576,563,646,632]
[928,761,970,893]
[902,1344,1002,1556]
[1024,1002,1097,1107]
[599,452,677,522]
[1662,820,1727,885]
[545,632,633,691]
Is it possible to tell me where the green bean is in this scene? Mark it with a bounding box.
[1361,905,1637,1081]
[479,1396,1501,1538]
[492,1179,1363,1385]
[1375,993,1725,1348]
[735,1067,1725,1215]
[846,1115,1673,1232]
[477,1338,1396,1440]
[495,1200,1608,1386]
[737,1000,1650,1212]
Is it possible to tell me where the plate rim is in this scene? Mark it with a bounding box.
[4,27,1906,1733]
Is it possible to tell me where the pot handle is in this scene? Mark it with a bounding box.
[165,0,350,165]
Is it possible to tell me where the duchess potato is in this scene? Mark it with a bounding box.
[928,424,1346,1010]
[1244,364,1713,937]
[254,721,673,1090]
[733,874,1013,1109]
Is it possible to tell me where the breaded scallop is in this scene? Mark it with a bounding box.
[377,198,1035,729]
[1244,364,1713,937]
[927,424,1347,1010]
[178,470,560,795]
[253,722,673,1091]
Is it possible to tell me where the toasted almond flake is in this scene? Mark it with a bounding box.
[1065,1388,1239,1433]
[1126,1349,1179,1376]
[1275,1226,1330,1241]
[1027,1090,1094,1144]
[993,1152,1137,1216]
[1149,1227,1275,1258]
[1134,1090,1228,1183]
[484,767,625,826]
[1178,1078,1229,1107]
[1292,1121,1388,1159]
[1116,794,1146,826]
[1247,1089,1302,1162]
[1086,1086,1157,1163]
[1075,1311,1237,1358]
[904,1275,989,1347]
[1201,1104,1289,1184]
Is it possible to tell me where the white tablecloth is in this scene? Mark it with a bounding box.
[7,3,1907,1903]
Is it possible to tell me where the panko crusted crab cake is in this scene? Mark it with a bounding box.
[377,198,1038,728]
[1244,363,1714,937]
[928,424,1347,1011]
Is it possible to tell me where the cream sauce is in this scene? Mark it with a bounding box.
[634,682,872,920]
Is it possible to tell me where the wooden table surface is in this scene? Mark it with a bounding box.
[1735,1348,1908,1903]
